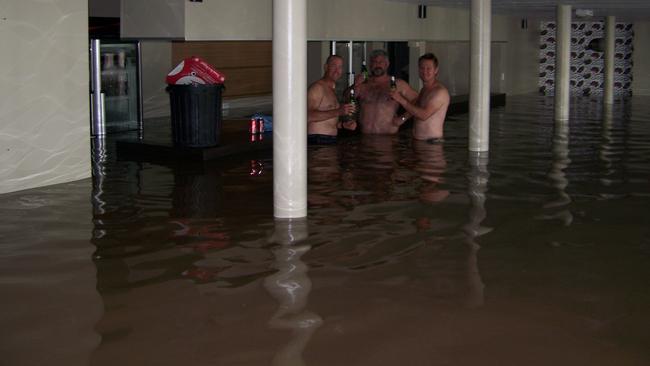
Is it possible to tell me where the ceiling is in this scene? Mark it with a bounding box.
[389,0,650,21]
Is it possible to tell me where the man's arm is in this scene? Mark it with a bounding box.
[391,88,449,121]
[307,83,354,123]
[397,79,419,103]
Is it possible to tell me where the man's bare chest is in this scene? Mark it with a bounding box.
[361,85,392,104]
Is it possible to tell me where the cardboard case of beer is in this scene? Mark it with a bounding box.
[166,56,226,85]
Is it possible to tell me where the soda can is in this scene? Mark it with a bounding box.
[249,118,258,134]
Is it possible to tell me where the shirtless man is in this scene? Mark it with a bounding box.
[307,55,356,144]
[390,53,450,142]
[353,49,418,135]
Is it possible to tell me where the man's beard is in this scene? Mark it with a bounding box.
[371,67,385,77]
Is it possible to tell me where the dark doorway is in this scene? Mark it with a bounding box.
[387,42,410,81]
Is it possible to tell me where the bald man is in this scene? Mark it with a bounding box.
[307,55,356,144]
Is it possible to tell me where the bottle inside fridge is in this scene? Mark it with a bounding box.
[91,40,141,134]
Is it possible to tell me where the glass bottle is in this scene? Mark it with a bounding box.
[361,61,369,81]
[349,88,358,120]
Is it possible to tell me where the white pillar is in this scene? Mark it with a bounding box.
[554,5,571,121]
[604,16,616,104]
[348,40,354,86]
[408,41,426,90]
[273,0,307,218]
[469,0,491,152]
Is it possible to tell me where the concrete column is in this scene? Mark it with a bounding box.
[554,5,571,121]
[469,0,491,152]
[604,16,616,104]
[273,0,307,218]
[408,41,426,90]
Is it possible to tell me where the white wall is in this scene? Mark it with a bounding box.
[632,22,650,96]
[185,0,272,41]
[427,42,471,95]
[0,0,90,194]
[425,41,509,96]
[308,0,420,41]
[122,0,513,42]
[183,0,418,41]
[504,19,542,95]
[141,41,172,119]
[127,1,540,101]
[121,0,184,39]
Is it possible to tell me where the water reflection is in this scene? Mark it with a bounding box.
[170,163,223,218]
[354,135,402,202]
[600,104,614,174]
[6,94,650,364]
[462,152,489,308]
[92,137,108,217]
[541,120,573,226]
[265,219,321,366]
[91,154,274,291]
[412,140,449,205]
[308,145,344,208]
[92,137,108,242]
[598,103,627,195]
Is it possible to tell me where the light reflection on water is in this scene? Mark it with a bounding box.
[2,95,650,365]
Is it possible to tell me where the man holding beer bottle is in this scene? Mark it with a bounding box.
[390,53,450,143]
[307,55,357,145]
[352,49,418,135]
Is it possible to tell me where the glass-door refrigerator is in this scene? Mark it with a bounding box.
[90,39,143,135]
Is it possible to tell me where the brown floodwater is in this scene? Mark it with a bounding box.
[1,95,650,365]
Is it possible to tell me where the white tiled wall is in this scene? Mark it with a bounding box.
[0,0,90,194]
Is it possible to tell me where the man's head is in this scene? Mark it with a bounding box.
[418,53,439,82]
[323,55,344,82]
[369,49,389,77]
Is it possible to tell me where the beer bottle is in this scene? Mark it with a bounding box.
[390,76,397,91]
[349,89,358,120]
[361,61,369,81]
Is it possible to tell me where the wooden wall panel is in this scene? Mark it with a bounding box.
[172,41,272,97]
[219,67,272,97]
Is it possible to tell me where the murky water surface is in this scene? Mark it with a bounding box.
[2,95,650,365]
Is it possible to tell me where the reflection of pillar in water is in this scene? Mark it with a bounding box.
[91,137,107,238]
[264,219,322,366]
[543,120,573,226]
[462,152,489,308]
[600,104,615,181]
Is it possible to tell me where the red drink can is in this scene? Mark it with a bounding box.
[249,118,258,134]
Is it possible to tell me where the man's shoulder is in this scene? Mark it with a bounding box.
[434,83,450,100]
[308,80,329,96]
[308,79,325,91]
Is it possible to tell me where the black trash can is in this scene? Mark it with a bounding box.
[167,84,224,148]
